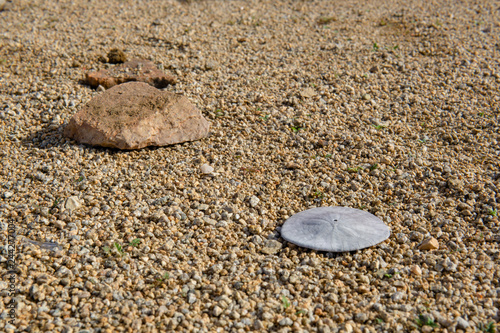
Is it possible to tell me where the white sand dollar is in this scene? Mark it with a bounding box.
[281,206,390,252]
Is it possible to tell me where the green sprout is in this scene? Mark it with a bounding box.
[296,309,307,315]
[478,322,496,333]
[129,238,141,247]
[379,19,387,26]
[50,198,60,211]
[488,208,497,216]
[312,191,324,199]
[260,114,270,121]
[414,314,438,328]
[324,154,332,158]
[347,166,363,173]
[376,318,384,324]
[154,272,170,286]
[373,42,379,51]
[370,163,379,171]
[383,272,400,279]
[103,246,111,255]
[281,295,291,309]
[76,176,84,182]
[215,109,224,117]
[373,124,386,130]
[114,242,124,255]
[290,126,304,133]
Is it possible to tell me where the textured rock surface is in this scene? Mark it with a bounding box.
[418,237,440,251]
[64,82,210,149]
[85,58,176,89]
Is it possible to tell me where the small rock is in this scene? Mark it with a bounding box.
[249,195,260,207]
[354,312,368,323]
[381,156,392,164]
[456,317,469,330]
[410,265,422,276]
[301,87,317,98]
[391,291,405,302]
[64,196,82,212]
[369,65,379,73]
[409,231,424,242]
[447,241,459,251]
[107,48,127,64]
[52,220,66,229]
[418,237,439,251]
[316,139,329,147]
[396,233,409,244]
[253,320,264,330]
[261,240,282,255]
[205,61,217,70]
[285,161,301,170]
[213,305,223,317]
[344,323,353,333]
[200,164,214,174]
[55,266,72,277]
[421,325,434,333]
[197,204,209,211]
[64,82,210,150]
[443,258,457,272]
[85,59,176,89]
[187,293,196,304]
[362,94,371,101]
[3,191,13,199]
[279,317,293,326]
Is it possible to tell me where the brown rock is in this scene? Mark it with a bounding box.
[64,82,210,150]
[418,237,439,251]
[285,162,301,170]
[85,59,176,89]
[410,265,422,276]
[106,48,127,64]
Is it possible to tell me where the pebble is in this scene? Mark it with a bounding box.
[391,291,405,302]
[410,265,422,276]
[187,293,197,304]
[456,317,470,330]
[279,317,293,326]
[261,240,282,255]
[213,305,223,317]
[197,204,209,211]
[200,163,214,174]
[418,237,439,251]
[249,195,260,207]
[64,196,82,212]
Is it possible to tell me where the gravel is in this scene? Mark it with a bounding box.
[0,0,499,332]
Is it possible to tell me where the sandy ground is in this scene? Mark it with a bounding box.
[0,0,499,332]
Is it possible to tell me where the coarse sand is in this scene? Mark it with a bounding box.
[0,0,499,332]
